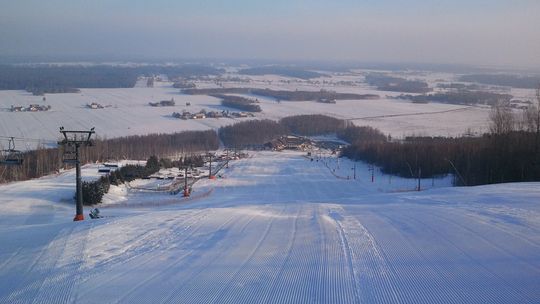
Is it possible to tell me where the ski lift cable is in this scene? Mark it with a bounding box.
[0,135,57,145]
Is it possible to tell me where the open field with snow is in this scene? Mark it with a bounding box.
[1,69,522,149]
[1,151,539,303]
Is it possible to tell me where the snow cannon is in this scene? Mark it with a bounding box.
[73,214,84,221]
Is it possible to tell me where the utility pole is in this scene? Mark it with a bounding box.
[183,166,190,197]
[369,165,374,183]
[446,158,467,186]
[352,163,356,180]
[417,167,422,191]
[208,153,215,179]
[58,127,95,221]
[226,149,229,169]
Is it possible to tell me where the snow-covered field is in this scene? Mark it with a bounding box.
[1,151,539,303]
[0,71,505,150]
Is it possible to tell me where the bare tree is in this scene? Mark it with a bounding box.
[522,84,540,132]
[534,83,540,134]
[534,84,540,163]
[489,103,515,135]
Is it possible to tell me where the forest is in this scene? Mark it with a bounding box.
[218,114,386,147]
[342,104,540,185]
[218,110,540,186]
[212,94,262,112]
[437,83,481,90]
[183,87,379,101]
[0,130,219,184]
[0,64,224,95]
[280,115,346,136]
[459,74,540,89]
[219,120,288,148]
[396,91,513,106]
[238,66,324,79]
[364,74,431,93]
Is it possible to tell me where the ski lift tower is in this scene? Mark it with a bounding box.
[207,152,216,179]
[181,164,192,197]
[58,127,95,221]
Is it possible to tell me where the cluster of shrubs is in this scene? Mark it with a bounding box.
[82,176,110,206]
[82,156,161,205]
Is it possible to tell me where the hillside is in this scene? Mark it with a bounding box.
[0,151,538,303]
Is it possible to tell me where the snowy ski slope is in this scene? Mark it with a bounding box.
[0,151,539,303]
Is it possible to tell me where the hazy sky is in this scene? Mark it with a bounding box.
[1,0,539,67]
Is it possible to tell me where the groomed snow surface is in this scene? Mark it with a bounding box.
[1,151,539,303]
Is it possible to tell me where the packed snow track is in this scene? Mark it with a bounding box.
[0,152,539,303]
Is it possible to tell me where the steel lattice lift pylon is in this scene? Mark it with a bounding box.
[58,127,95,221]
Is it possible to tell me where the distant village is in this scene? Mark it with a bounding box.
[10,104,51,112]
[172,109,255,120]
[86,102,112,109]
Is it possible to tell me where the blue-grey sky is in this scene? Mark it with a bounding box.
[1,0,539,67]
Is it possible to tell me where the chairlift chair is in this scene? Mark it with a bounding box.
[0,137,23,166]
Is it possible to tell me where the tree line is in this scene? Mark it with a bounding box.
[183,88,379,101]
[342,97,540,185]
[365,74,431,93]
[342,131,540,185]
[212,94,262,112]
[218,108,540,186]
[396,91,513,106]
[238,66,324,79]
[0,64,224,95]
[218,114,386,148]
[219,120,289,148]
[0,130,219,184]
[459,74,540,89]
